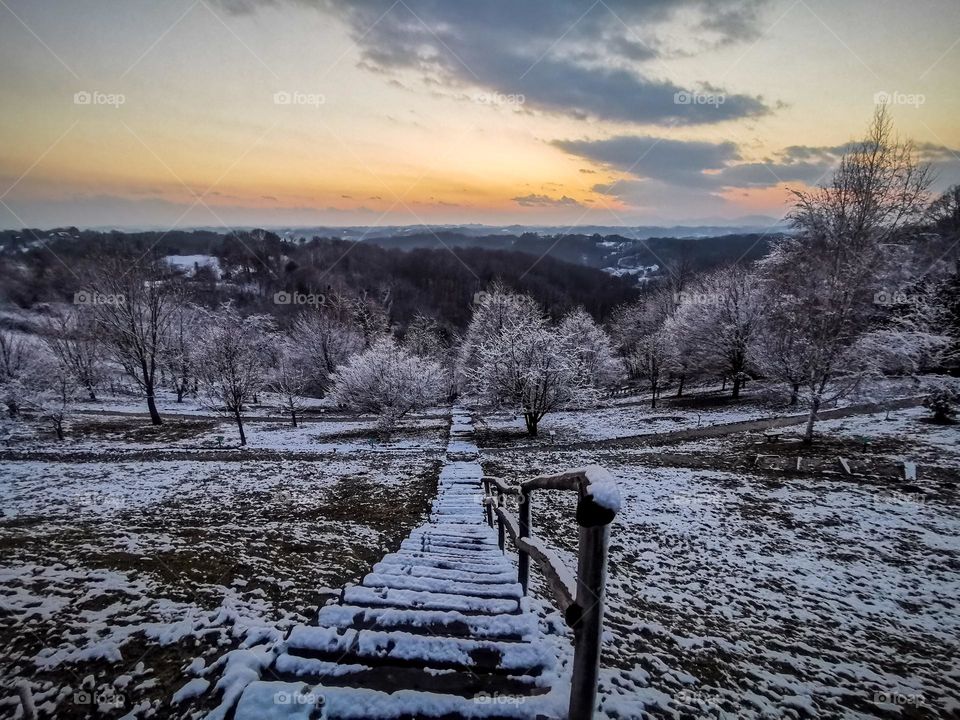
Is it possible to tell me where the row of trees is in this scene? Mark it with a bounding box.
[1,109,956,444]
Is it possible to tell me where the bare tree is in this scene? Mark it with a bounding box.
[88,259,179,425]
[290,296,364,395]
[41,307,104,401]
[24,350,78,441]
[195,305,275,446]
[163,301,201,403]
[761,107,933,442]
[270,342,310,427]
[0,329,37,418]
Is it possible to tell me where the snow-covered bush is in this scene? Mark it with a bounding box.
[329,337,446,429]
[923,383,958,424]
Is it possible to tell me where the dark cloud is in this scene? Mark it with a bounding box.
[555,135,739,186]
[212,0,773,126]
[512,193,584,208]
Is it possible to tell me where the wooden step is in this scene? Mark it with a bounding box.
[315,605,536,641]
[361,572,522,600]
[284,627,554,676]
[342,586,521,615]
[270,658,545,697]
[233,681,559,720]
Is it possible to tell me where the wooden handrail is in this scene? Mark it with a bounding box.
[483,464,620,720]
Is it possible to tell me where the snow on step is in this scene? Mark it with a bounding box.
[377,553,514,574]
[228,410,562,720]
[284,627,554,675]
[362,572,523,600]
[234,681,561,720]
[343,586,520,615]
[372,562,518,585]
[315,605,536,640]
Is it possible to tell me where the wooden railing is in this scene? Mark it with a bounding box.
[482,466,620,720]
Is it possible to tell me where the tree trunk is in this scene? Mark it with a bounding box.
[676,375,685,398]
[650,379,658,409]
[722,377,727,391]
[291,409,298,428]
[524,413,538,436]
[803,396,821,444]
[732,375,741,399]
[235,410,247,445]
[87,387,97,401]
[54,419,64,441]
[146,391,162,426]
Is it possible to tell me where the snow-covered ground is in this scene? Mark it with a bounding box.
[484,417,960,719]
[478,377,927,446]
[0,444,444,718]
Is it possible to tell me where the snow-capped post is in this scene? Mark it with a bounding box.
[569,466,619,720]
[485,466,619,718]
[518,489,531,594]
[482,478,494,527]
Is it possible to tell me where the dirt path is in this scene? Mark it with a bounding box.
[484,396,926,453]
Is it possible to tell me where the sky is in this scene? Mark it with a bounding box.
[0,0,958,230]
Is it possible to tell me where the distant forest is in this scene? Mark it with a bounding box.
[0,227,781,332]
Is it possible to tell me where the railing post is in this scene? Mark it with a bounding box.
[518,489,531,594]
[568,499,613,720]
[496,489,505,551]
[482,479,494,528]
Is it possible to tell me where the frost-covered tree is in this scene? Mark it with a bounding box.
[40,308,104,401]
[690,265,763,398]
[609,289,673,383]
[461,288,588,435]
[88,259,179,425]
[163,302,201,403]
[404,314,446,360]
[631,329,671,408]
[760,107,933,443]
[195,305,275,445]
[23,350,79,441]
[290,299,364,394]
[0,329,39,418]
[329,337,445,428]
[558,308,621,389]
[270,342,310,427]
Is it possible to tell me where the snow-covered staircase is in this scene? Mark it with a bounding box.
[230,410,564,720]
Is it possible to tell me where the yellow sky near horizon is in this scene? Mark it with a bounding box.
[0,0,957,229]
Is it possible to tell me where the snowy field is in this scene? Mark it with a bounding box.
[477,378,927,447]
[1,389,957,719]
[0,408,446,719]
[483,409,959,720]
